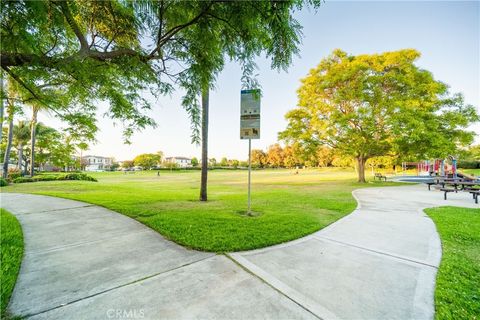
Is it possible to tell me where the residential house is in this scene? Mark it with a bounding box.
[84,155,114,171]
[164,156,192,168]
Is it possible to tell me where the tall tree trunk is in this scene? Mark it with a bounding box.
[24,156,29,176]
[29,109,38,177]
[0,96,4,143]
[17,144,23,172]
[356,156,367,183]
[199,87,209,201]
[0,76,5,143]
[2,113,13,179]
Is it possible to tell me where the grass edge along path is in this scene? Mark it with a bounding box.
[0,208,24,318]
[425,206,480,320]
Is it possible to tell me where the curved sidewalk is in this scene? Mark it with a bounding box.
[1,185,477,319]
[230,184,477,319]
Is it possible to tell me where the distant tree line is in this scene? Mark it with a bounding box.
[1,122,81,176]
[249,143,379,169]
[246,143,480,171]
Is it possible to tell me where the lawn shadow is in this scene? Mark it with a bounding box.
[235,210,263,217]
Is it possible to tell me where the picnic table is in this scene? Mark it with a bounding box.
[428,177,462,190]
[440,187,456,200]
[425,177,479,203]
[434,178,478,191]
[470,190,480,204]
[439,181,480,203]
[449,181,479,191]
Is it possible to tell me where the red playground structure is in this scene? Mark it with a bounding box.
[401,157,458,178]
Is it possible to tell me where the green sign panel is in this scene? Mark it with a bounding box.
[240,89,261,139]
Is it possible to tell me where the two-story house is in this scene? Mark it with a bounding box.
[84,155,114,171]
[164,156,192,168]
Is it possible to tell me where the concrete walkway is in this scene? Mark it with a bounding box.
[1,185,477,320]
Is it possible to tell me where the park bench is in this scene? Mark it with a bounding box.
[374,173,387,181]
[440,187,456,200]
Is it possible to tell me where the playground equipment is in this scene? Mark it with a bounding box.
[448,155,457,179]
[401,156,458,177]
[401,160,435,176]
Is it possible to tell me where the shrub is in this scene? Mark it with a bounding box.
[7,169,22,181]
[12,173,97,184]
[13,177,34,183]
[32,175,59,182]
[0,178,8,187]
[61,173,97,182]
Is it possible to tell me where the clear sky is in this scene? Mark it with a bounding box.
[40,1,479,161]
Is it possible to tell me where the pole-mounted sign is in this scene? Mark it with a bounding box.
[240,89,261,214]
[240,89,261,140]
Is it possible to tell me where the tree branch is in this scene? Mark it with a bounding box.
[55,0,89,50]
[2,66,43,102]
[1,1,213,67]
[1,66,61,116]
[154,2,214,53]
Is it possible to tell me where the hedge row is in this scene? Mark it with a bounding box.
[457,160,480,169]
[12,173,97,184]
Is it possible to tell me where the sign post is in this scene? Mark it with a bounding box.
[248,138,252,212]
[240,89,261,214]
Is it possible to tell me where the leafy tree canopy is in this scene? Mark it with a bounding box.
[190,157,199,167]
[279,49,478,182]
[219,157,228,167]
[251,149,267,168]
[121,160,134,169]
[2,0,321,142]
[17,122,78,169]
[266,143,284,168]
[133,153,161,169]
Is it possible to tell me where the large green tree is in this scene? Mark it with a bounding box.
[280,49,478,182]
[18,123,78,171]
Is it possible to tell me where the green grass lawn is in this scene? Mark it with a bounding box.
[461,168,480,177]
[0,209,24,317]
[2,168,400,252]
[425,207,480,319]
